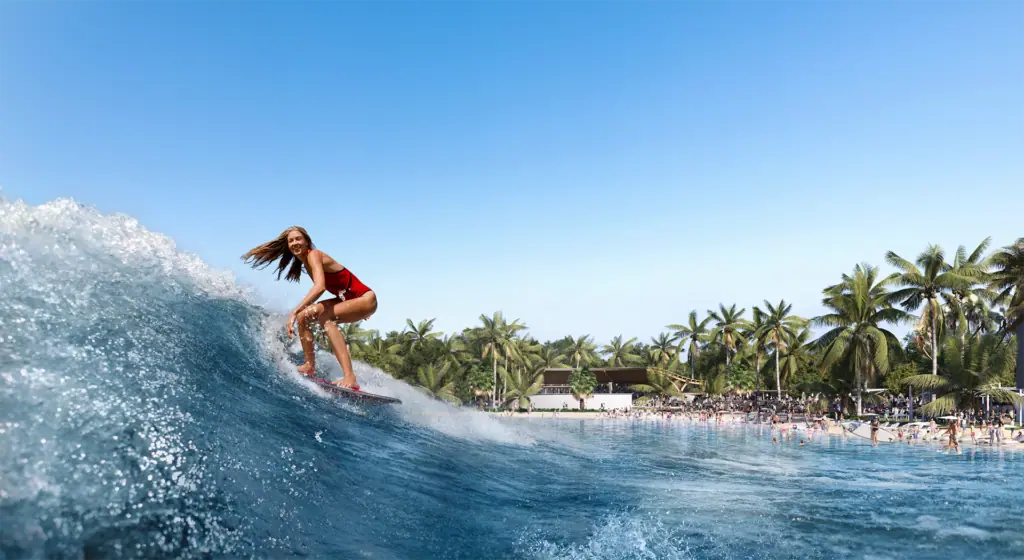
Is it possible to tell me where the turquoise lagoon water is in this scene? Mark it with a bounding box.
[509,419,1024,560]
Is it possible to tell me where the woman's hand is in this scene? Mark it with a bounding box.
[286,311,297,338]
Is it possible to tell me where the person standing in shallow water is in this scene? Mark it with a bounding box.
[242,226,377,390]
[942,421,960,454]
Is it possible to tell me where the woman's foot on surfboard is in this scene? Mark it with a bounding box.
[332,376,360,391]
[297,363,315,377]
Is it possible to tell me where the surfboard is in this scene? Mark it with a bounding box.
[310,378,402,405]
[842,421,897,443]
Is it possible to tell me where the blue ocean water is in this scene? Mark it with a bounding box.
[2,196,1023,560]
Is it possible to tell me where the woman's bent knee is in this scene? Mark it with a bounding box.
[363,291,379,315]
[301,303,323,322]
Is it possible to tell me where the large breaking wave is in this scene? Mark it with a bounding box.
[0,195,539,559]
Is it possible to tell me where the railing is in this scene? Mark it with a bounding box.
[539,385,636,395]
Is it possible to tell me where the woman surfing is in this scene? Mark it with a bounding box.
[242,226,376,390]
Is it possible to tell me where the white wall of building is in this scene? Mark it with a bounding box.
[529,393,633,410]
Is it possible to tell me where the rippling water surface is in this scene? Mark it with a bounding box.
[2,195,1022,560]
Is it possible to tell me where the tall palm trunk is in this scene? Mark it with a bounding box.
[962,303,971,343]
[755,353,761,396]
[931,303,939,375]
[1016,322,1024,390]
[491,355,498,408]
[775,346,782,399]
[907,386,914,421]
[854,349,863,416]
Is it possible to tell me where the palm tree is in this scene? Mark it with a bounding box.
[777,328,814,393]
[569,365,598,410]
[747,307,767,395]
[629,371,684,406]
[340,322,370,347]
[500,369,545,409]
[501,319,527,372]
[404,318,442,348]
[474,312,509,407]
[886,245,976,375]
[602,335,640,367]
[668,310,711,380]
[956,295,1001,341]
[942,237,997,338]
[361,332,402,373]
[702,367,728,396]
[648,332,679,367]
[531,346,569,374]
[813,263,912,415]
[512,337,542,373]
[438,334,467,368]
[496,321,527,402]
[416,363,460,405]
[755,299,807,398]
[903,333,1022,416]
[564,335,598,368]
[988,238,1024,388]
[707,303,751,374]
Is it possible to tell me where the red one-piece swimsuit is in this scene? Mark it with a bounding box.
[323,266,371,301]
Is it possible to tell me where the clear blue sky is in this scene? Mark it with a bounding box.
[2,1,1022,344]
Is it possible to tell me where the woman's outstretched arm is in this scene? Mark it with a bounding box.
[286,250,327,337]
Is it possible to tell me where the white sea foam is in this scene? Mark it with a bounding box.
[0,195,250,302]
[518,514,698,560]
[254,314,538,446]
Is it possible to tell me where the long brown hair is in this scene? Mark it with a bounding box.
[241,226,314,282]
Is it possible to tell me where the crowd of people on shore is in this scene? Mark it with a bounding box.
[504,393,1024,451]
[637,392,1021,426]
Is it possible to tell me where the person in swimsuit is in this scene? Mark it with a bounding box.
[942,421,959,454]
[242,226,377,389]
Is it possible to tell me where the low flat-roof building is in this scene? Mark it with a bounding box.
[530,367,653,410]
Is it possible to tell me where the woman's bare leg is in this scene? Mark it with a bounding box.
[321,321,356,387]
[296,310,317,376]
[315,292,378,388]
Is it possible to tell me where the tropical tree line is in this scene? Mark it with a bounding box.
[312,237,1023,416]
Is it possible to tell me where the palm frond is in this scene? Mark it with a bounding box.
[980,387,1024,406]
[903,374,952,391]
[819,329,852,369]
[916,393,959,416]
[884,251,919,274]
[867,327,890,374]
[967,237,993,264]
